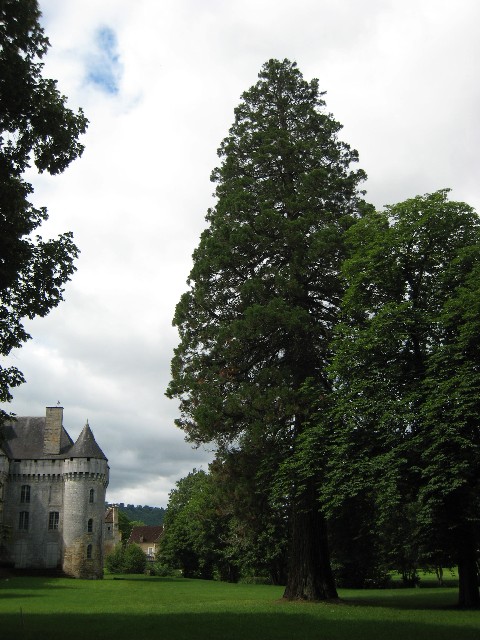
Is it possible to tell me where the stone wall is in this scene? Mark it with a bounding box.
[2,455,108,577]
[3,460,64,568]
[62,460,108,578]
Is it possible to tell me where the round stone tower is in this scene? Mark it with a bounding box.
[62,422,109,579]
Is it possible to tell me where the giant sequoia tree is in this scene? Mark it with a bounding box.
[167,59,367,600]
[0,0,87,418]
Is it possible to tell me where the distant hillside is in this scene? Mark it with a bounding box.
[110,503,166,525]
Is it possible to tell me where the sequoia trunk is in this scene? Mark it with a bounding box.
[283,480,338,601]
[457,532,480,608]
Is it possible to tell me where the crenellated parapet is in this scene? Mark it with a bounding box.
[8,473,64,482]
[0,408,109,578]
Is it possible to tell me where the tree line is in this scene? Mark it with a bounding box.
[165,59,480,607]
[113,503,165,526]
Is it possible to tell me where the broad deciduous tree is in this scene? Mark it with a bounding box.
[329,190,480,607]
[158,469,225,579]
[167,59,367,600]
[0,0,87,419]
[419,256,480,606]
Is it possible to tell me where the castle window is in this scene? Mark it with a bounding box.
[19,511,29,530]
[86,544,93,559]
[89,488,95,503]
[48,511,59,530]
[20,485,30,504]
[87,518,93,533]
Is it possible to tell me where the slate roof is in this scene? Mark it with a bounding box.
[0,417,74,460]
[68,423,107,460]
[0,417,107,461]
[128,525,164,544]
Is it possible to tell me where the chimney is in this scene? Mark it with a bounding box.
[43,406,63,455]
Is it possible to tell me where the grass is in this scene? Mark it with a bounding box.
[1,574,479,640]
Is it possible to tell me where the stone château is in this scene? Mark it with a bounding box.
[0,406,108,578]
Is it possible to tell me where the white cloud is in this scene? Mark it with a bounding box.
[3,0,480,507]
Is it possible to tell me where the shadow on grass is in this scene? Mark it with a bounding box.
[341,590,461,611]
[0,577,76,593]
[0,593,41,600]
[107,576,187,583]
[1,610,479,640]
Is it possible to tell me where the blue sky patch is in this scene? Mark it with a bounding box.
[86,26,122,94]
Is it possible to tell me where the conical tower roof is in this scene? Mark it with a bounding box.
[68,421,107,460]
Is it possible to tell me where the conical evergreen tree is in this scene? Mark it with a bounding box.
[167,59,367,600]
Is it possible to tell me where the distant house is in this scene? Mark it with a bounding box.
[128,525,164,560]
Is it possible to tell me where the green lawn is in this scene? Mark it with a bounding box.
[0,575,479,640]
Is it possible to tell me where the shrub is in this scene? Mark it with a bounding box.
[123,544,147,574]
[105,544,146,574]
[105,546,125,574]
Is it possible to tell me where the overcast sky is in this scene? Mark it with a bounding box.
[2,0,480,507]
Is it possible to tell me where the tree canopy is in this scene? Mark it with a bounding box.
[158,470,226,579]
[328,190,480,607]
[0,0,87,419]
[167,58,367,600]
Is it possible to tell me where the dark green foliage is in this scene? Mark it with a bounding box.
[105,543,146,574]
[329,190,480,607]
[210,450,289,585]
[115,503,165,526]
[158,470,228,580]
[116,510,144,545]
[379,500,421,587]
[418,256,480,606]
[167,58,367,600]
[117,510,133,543]
[123,544,147,574]
[105,544,125,574]
[0,0,87,419]
[159,461,288,584]
[329,494,390,589]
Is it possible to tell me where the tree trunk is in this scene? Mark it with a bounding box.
[283,481,338,600]
[458,534,480,608]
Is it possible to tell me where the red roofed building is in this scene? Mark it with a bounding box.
[128,525,164,560]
